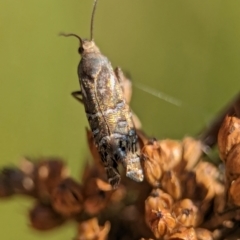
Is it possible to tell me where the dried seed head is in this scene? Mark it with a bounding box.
[141,140,164,187]
[195,161,221,182]
[145,189,174,212]
[29,202,65,231]
[35,158,69,200]
[0,167,34,196]
[51,178,83,216]
[158,139,182,171]
[148,208,176,239]
[218,115,240,161]
[172,199,203,227]
[181,137,203,171]
[81,162,114,214]
[145,189,175,238]
[76,218,110,240]
[167,227,197,240]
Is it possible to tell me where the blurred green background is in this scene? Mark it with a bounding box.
[0,0,239,239]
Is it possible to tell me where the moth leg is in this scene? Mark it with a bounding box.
[105,166,121,189]
[114,67,132,104]
[71,90,83,104]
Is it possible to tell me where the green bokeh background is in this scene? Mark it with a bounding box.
[0,1,239,239]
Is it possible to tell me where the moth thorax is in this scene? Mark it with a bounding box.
[80,40,100,54]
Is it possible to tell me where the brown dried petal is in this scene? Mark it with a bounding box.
[195,161,220,181]
[167,227,197,240]
[197,181,215,213]
[137,130,151,148]
[51,178,83,216]
[145,189,173,213]
[76,218,110,240]
[179,171,197,200]
[161,171,182,200]
[83,178,112,215]
[225,143,240,185]
[213,181,225,213]
[181,137,203,171]
[218,115,240,161]
[158,139,182,171]
[142,156,162,188]
[110,184,126,203]
[229,177,240,206]
[195,228,213,240]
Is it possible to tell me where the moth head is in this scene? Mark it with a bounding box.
[79,39,100,54]
[60,0,101,55]
[59,33,100,55]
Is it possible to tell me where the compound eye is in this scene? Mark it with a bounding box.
[78,47,84,54]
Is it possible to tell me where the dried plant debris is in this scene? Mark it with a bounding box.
[0,86,240,240]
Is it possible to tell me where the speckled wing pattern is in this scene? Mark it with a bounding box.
[78,50,143,188]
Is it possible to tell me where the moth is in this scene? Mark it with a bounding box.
[61,0,144,188]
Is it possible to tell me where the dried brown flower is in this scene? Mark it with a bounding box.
[181,137,203,171]
[141,140,164,187]
[172,199,203,227]
[76,218,110,240]
[145,189,175,239]
[158,139,182,172]
[29,202,65,231]
[51,177,83,216]
[161,171,182,200]
[218,115,240,162]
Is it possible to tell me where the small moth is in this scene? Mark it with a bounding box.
[61,0,144,188]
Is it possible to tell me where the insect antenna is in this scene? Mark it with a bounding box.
[134,81,212,122]
[90,0,98,41]
[59,32,82,45]
[133,82,182,107]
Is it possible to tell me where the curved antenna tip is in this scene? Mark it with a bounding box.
[59,32,82,44]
